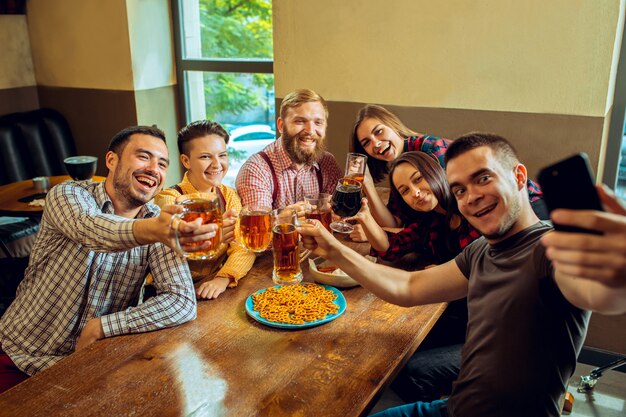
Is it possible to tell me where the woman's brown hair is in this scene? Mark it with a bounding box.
[352,104,418,182]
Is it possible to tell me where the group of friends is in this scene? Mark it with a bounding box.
[0,88,625,417]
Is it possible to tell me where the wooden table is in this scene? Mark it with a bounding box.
[0,176,105,217]
[0,240,446,417]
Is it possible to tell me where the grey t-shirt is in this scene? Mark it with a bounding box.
[448,221,589,417]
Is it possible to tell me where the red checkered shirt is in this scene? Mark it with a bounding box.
[235,137,343,208]
[371,212,481,264]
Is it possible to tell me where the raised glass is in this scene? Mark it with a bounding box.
[345,153,367,183]
[330,178,362,234]
[172,195,223,260]
[304,193,332,232]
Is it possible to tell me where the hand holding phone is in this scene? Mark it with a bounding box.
[537,153,603,234]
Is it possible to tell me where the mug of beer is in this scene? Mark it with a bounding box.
[172,194,223,260]
[271,208,310,285]
[239,205,272,253]
[304,193,332,232]
[345,153,367,183]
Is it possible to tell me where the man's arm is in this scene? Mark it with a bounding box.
[133,204,218,250]
[98,244,197,339]
[46,183,216,253]
[298,221,468,306]
[543,185,626,315]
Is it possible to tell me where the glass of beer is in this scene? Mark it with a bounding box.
[304,193,332,232]
[271,208,307,285]
[239,205,272,253]
[172,194,223,260]
[330,177,362,234]
[345,153,367,183]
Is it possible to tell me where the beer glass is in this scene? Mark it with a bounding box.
[304,193,332,232]
[172,194,223,260]
[271,208,309,285]
[239,205,272,253]
[330,177,362,234]
[345,153,367,183]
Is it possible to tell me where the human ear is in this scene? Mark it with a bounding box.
[180,154,191,170]
[105,151,118,171]
[514,164,528,190]
[276,117,284,135]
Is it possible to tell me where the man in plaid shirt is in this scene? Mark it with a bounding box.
[236,89,342,211]
[0,126,217,393]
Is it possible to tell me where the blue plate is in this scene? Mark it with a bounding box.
[245,284,346,329]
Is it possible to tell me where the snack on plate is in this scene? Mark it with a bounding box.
[252,283,339,325]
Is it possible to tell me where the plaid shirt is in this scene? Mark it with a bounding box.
[389,135,544,225]
[235,137,343,209]
[0,181,196,376]
[372,213,481,264]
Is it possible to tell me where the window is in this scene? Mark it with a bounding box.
[172,0,275,186]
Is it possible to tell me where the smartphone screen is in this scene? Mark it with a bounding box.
[537,153,603,234]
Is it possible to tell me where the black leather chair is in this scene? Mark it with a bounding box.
[0,108,77,314]
[0,108,77,186]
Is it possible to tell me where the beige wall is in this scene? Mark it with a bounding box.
[0,15,38,114]
[22,0,180,181]
[27,0,133,90]
[0,15,36,89]
[274,0,619,117]
[127,0,177,91]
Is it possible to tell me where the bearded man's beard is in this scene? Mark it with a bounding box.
[282,130,326,165]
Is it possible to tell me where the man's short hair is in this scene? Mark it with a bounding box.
[279,89,329,121]
[108,125,167,155]
[445,132,520,169]
[177,120,229,156]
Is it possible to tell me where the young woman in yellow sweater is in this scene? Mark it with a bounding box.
[155,120,255,299]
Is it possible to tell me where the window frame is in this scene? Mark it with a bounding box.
[171,0,274,126]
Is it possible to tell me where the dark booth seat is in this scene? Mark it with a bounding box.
[0,108,77,186]
[0,108,77,314]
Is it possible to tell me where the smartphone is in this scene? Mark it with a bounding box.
[536,153,603,234]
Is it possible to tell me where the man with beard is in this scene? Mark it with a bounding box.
[236,89,342,209]
[297,132,626,417]
[0,126,217,393]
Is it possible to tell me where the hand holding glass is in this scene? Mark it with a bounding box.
[330,177,362,234]
[172,195,223,260]
[304,193,333,232]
